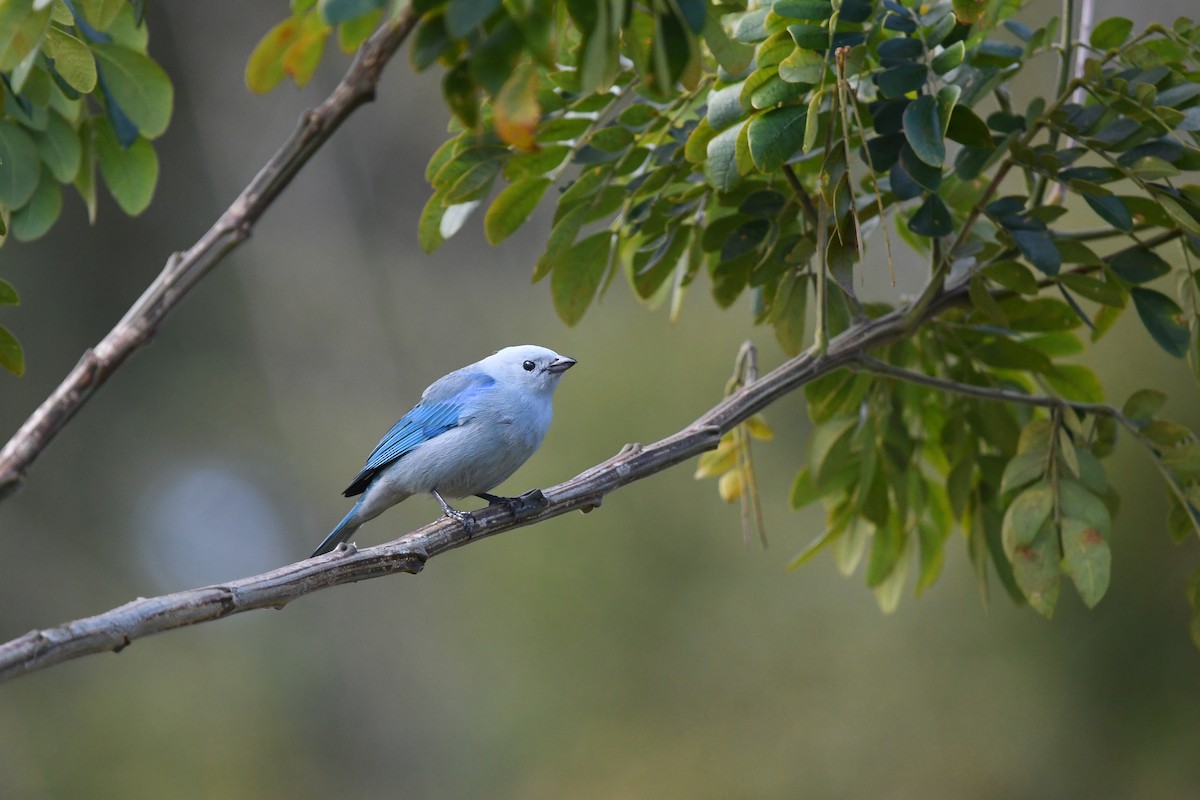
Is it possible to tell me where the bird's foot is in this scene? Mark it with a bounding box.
[433,489,476,532]
[443,506,477,532]
[476,489,548,519]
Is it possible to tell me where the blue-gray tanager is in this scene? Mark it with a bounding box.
[311,345,576,557]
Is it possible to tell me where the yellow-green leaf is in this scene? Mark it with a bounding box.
[79,0,124,30]
[282,17,331,88]
[43,27,96,93]
[0,325,24,376]
[494,60,540,151]
[337,9,380,53]
[0,0,50,72]
[245,18,298,93]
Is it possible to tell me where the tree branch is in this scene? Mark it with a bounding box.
[0,278,976,684]
[0,9,418,502]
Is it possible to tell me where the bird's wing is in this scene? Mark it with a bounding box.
[343,370,496,497]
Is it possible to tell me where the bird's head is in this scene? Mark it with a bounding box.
[483,345,576,396]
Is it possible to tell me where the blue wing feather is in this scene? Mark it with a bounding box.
[343,370,496,497]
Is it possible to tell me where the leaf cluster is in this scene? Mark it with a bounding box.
[0,0,172,374]
[239,0,1200,637]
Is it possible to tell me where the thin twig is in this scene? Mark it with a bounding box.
[781,163,819,229]
[0,9,418,501]
[851,355,1118,418]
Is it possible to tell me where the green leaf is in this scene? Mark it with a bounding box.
[702,8,753,74]
[787,526,840,570]
[873,532,913,613]
[945,105,992,148]
[876,63,926,99]
[337,9,381,52]
[484,176,550,245]
[982,260,1038,294]
[0,121,42,208]
[0,325,24,376]
[441,61,477,130]
[1089,17,1133,49]
[809,416,857,484]
[534,202,588,281]
[898,144,942,191]
[771,271,808,356]
[932,41,965,75]
[902,95,944,168]
[445,0,501,37]
[1058,273,1124,307]
[1122,389,1167,421]
[704,122,744,192]
[1110,248,1170,284]
[578,5,618,95]
[79,0,124,29]
[1167,492,1200,544]
[799,448,859,503]
[1043,364,1104,403]
[551,231,611,325]
[37,111,81,183]
[1011,229,1060,275]
[778,46,824,84]
[951,0,986,24]
[443,157,500,204]
[746,105,807,172]
[0,280,15,306]
[1061,517,1111,607]
[1082,194,1132,232]
[94,119,158,216]
[0,0,49,72]
[319,0,386,25]
[1154,193,1200,237]
[1131,287,1190,357]
[1010,519,1061,618]
[1001,450,1046,495]
[1002,481,1055,557]
[43,27,96,93]
[775,0,833,19]
[803,89,821,152]
[1060,479,1111,537]
[1161,443,1200,481]
[908,193,952,236]
[74,122,97,223]
[411,10,451,70]
[93,44,174,139]
[10,171,61,241]
[418,187,448,253]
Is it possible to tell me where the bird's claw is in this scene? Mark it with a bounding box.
[478,489,548,519]
[444,507,476,532]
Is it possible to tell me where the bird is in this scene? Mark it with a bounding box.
[310,345,576,557]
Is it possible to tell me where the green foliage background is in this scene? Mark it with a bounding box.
[0,1,1199,797]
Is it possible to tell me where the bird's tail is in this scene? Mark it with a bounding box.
[311,503,363,558]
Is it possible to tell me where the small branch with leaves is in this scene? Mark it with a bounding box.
[0,9,418,501]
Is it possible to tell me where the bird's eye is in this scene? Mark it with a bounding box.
[522,360,536,372]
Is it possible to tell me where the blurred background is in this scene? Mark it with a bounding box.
[2,2,1199,797]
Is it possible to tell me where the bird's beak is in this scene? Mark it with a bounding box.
[547,356,576,374]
